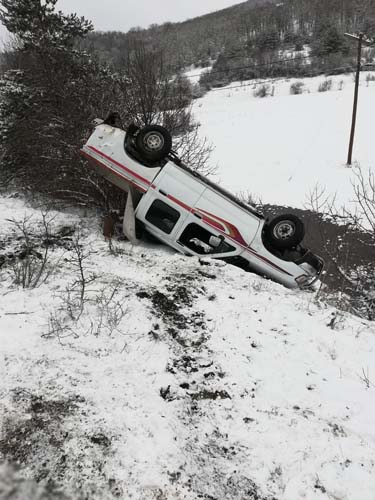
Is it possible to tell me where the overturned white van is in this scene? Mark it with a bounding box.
[81,120,323,289]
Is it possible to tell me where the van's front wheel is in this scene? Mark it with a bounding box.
[136,125,172,162]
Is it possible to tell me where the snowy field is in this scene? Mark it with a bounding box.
[1,195,375,499]
[193,73,375,209]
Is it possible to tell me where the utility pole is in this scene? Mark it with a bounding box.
[344,33,375,166]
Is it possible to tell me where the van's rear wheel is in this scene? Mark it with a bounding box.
[265,214,305,250]
[135,125,172,162]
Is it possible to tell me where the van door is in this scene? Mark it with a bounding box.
[135,162,206,247]
[195,187,261,249]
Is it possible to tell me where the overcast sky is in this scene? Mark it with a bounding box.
[0,0,244,44]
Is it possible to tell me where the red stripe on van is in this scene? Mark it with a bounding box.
[196,208,247,246]
[244,247,293,276]
[167,197,291,276]
[87,146,152,187]
[166,194,194,213]
[80,150,147,193]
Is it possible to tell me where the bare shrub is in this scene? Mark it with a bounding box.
[46,280,129,343]
[117,40,213,176]
[93,281,128,336]
[308,167,375,320]
[350,168,375,234]
[47,310,79,343]
[45,232,129,343]
[318,79,332,92]
[253,84,271,98]
[237,190,263,209]
[290,81,304,95]
[63,231,96,321]
[7,213,57,288]
[338,79,345,91]
[359,367,373,389]
[173,124,216,175]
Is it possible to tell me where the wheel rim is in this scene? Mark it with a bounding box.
[143,131,164,152]
[273,220,295,240]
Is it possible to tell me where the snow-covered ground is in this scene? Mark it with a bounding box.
[193,73,375,209]
[1,195,375,499]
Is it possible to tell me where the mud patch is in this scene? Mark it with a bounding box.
[262,204,375,319]
[190,389,231,401]
[151,290,188,330]
[0,388,117,498]
[0,463,69,500]
[0,389,84,467]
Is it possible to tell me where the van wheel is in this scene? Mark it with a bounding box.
[265,214,305,250]
[135,125,172,162]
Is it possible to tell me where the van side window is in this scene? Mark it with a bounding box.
[145,199,180,234]
[179,223,235,254]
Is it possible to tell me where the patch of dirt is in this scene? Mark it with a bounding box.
[263,204,374,287]
[263,204,375,319]
[89,433,112,448]
[148,273,209,347]
[0,388,117,498]
[0,463,69,500]
[179,455,277,500]
[190,389,231,401]
[0,389,84,466]
[145,270,271,499]
[151,290,189,332]
[167,355,200,374]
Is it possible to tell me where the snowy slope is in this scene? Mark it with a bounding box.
[193,73,375,209]
[1,195,375,500]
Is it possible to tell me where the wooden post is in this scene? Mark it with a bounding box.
[346,33,363,166]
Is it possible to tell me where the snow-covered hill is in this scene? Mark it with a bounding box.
[1,195,374,500]
[193,73,375,209]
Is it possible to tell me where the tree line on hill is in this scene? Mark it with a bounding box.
[80,0,375,87]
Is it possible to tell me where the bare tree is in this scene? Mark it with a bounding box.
[173,125,216,175]
[117,39,214,175]
[308,165,375,320]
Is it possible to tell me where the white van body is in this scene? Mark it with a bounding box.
[81,124,323,289]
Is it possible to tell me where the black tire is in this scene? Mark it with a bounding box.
[265,214,305,250]
[135,125,172,162]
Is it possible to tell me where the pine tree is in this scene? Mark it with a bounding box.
[0,0,92,48]
[0,0,125,205]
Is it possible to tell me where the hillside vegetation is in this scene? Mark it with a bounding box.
[81,0,375,85]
